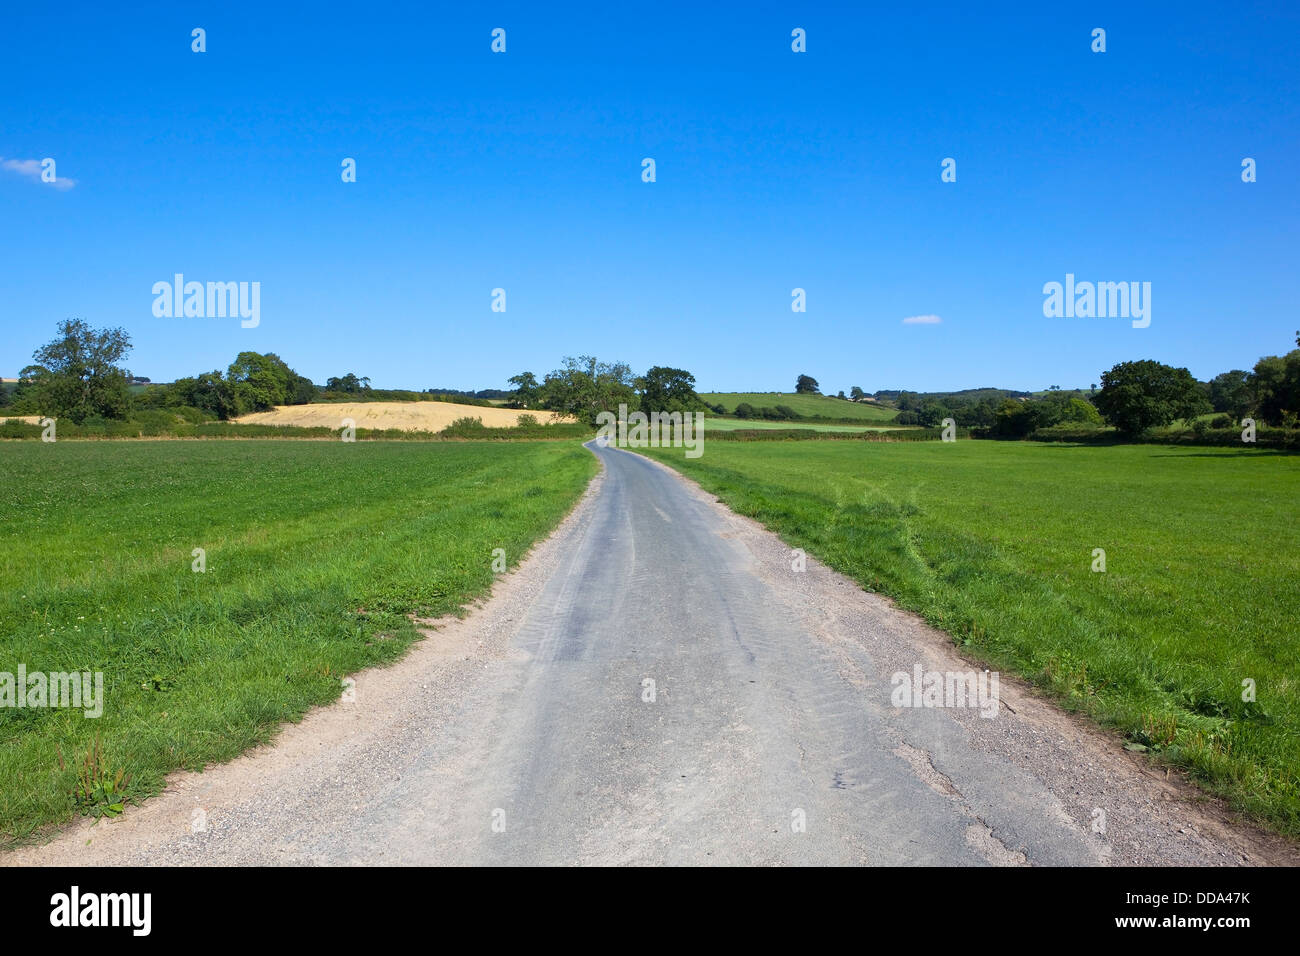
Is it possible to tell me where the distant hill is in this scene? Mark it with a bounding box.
[700,392,899,422]
[872,387,1033,403]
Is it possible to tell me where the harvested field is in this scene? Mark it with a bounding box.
[235,401,570,431]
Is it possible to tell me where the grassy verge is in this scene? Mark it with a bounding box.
[638,440,1300,836]
[0,440,596,845]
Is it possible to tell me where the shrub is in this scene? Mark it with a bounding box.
[173,405,212,424]
[439,416,488,438]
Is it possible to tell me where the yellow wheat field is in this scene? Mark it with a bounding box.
[235,401,570,431]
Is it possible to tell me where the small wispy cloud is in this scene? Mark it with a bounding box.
[0,157,77,190]
[902,314,942,325]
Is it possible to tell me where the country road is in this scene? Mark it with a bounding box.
[7,442,1291,866]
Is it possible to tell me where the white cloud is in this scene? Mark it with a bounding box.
[0,157,77,190]
[902,314,942,325]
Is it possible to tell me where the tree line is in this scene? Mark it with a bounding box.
[1,321,496,422]
[8,319,1298,438]
[867,333,1300,438]
[505,358,711,424]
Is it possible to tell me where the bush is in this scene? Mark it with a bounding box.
[438,416,488,438]
[0,419,40,439]
[515,414,539,428]
[173,405,213,425]
[1061,397,1103,424]
[734,403,756,419]
[131,409,182,428]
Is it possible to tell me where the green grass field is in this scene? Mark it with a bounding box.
[0,440,596,845]
[703,418,894,433]
[701,392,899,422]
[639,440,1300,835]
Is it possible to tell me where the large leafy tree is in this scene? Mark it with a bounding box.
[637,366,702,413]
[22,319,133,422]
[226,352,284,413]
[1094,360,1209,434]
[507,371,540,408]
[1251,349,1300,425]
[539,355,638,424]
[795,374,820,394]
[172,371,240,420]
[1207,370,1255,420]
[993,398,1056,437]
[221,352,316,413]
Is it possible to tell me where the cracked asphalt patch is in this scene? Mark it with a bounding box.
[7,441,1296,866]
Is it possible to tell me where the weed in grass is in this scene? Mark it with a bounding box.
[62,737,132,818]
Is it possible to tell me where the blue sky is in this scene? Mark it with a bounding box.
[2,2,1297,394]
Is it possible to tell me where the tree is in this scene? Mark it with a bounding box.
[325,373,370,394]
[507,371,540,408]
[288,373,318,404]
[1061,397,1103,424]
[175,371,240,420]
[23,319,133,422]
[849,386,865,401]
[795,374,820,394]
[227,352,284,413]
[895,391,920,411]
[1208,370,1255,420]
[1093,360,1209,435]
[638,367,702,413]
[1251,349,1300,425]
[538,355,638,424]
[992,398,1060,437]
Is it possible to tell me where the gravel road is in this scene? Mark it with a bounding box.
[8,441,1294,866]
